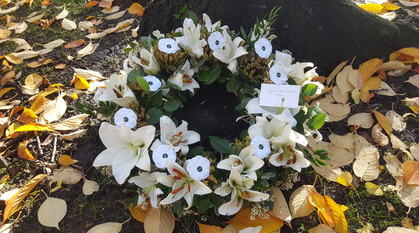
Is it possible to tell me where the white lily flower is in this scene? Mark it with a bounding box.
[151,116,200,155]
[152,144,176,169]
[269,63,289,84]
[176,18,207,58]
[250,135,271,159]
[143,75,162,92]
[254,38,272,59]
[269,141,310,172]
[208,31,225,51]
[214,169,269,215]
[288,62,315,85]
[217,145,264,180]
[202,13,228,32]
[114,108,137,129]
[186,155,210,180]
[168,60,199,93]
[129,47,160,76]
[213,30,248,74]
[160,159,212,208]
[128,172,168,207]
[158,38,179,54]
[274,50,293,67]
[93,123,155,184]
[93,74,137,108]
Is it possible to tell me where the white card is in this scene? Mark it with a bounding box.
[259,84,301,109]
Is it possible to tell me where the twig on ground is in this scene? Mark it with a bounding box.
[36,135,44,155]
[51,134,57,162]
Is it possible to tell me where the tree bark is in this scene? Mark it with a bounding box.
[139,0,419,75]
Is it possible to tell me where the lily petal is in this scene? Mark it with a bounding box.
[112,148,138,184]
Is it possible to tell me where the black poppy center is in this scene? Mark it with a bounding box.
[162,153,168,159]
[259,144,264,149]
[167,44,172,49]
[277,72,281,77]
[262,46,266,51]
[215,40,220,45]
[148,81,153,86]
[123,117,129,122]
[197,166,203,172]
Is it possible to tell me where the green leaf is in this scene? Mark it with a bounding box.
[226,76,241,92]
[298,93,305,106]
[188,146,204,156]
[187,11,198,23]
[209,136,232,154]
[209,194,223,207]
[197,70,209,82]
[302,83,318,97]
[261,172,276,179]
[307,113,326,130]
[146,107,162,124]
[197,198,211,214]
[207,63,222,84]
[150,91,163,108]
[164,100,180,112]
[136,76,150,94]
[127,69,147,83]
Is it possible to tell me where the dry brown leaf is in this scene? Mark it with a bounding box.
[55,64,66,69]
[1,70,15,86]
[73,68,105,81]
[402,97,419,114]
[53,166,83,185]
[329,133,354,150]
[61,129,87,141]
[376,81,403,96]
[336,65,354,93]
[289,185,314,218]
[272,187,292,224]
[309,224,335,233]
[410,144,419,161]
[311,162,343,182]
[41,39,65,49]
[314,94,351,120]
[385,110,406,132]
[406,74,419,89]
[377,61,406,71]
[62,18,77,30]
[371,124,389,146]
[347,69,363,90]
[64,39,85,49]
[402,161,419,185]
[327,144,355,168]
[353,146,380,181]
[49,114,88,131]
[40,93,67,123]
[26,13,45,23]
[37,197,67,230]
[98,0,112,9]
[102,6,120,14]
[398,179,419,209]
[0,29,11,39]
[8,21,28,34]
[384,154,404,182]
[77,42,99,59]
[87,222,122,233]
[82,179,99,195]
[85,1,99,7]
[104,10,126,20]
[24,73,44,88]
[4,53,23,64]
[387,65,411,77]
[55,8,69,20]
[383,227,419,233]
[332,85,349,104]
[347,113,374,129]
[144,206,175,233]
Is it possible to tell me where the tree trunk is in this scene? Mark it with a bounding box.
[139,0,419,75]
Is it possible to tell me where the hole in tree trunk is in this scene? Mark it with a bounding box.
[172,82,249,150]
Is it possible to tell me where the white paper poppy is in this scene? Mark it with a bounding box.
[143,75,162,92]
[254,38,272,59]
[269,63,288,84]
[186,155,210,180]
[250,135,271,159]
[114,108,138,129]
[152,144,176,169]
[158,38,179,54]
[208,31,225,51]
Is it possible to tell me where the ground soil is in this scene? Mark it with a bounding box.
[1,1,419,233]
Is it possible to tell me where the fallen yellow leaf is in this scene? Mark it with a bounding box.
[128,3,144,16]
[196,221,223,233]
[358,3,387,14]
[58,154,78,166]
[372,110,392,136]
[359,58,383,82]
[365,182,383,196]
[227,208,283,233]
[16,107,38,123]
[337,171,353,187]
[70,75,90,90]
[0,87,14,99]
[403,160,419,185]
[18,140,36,161]
[129,202,151,223]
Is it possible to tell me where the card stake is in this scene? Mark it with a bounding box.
[259,83,301,109]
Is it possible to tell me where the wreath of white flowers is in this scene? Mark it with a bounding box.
[92,8,328,231]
